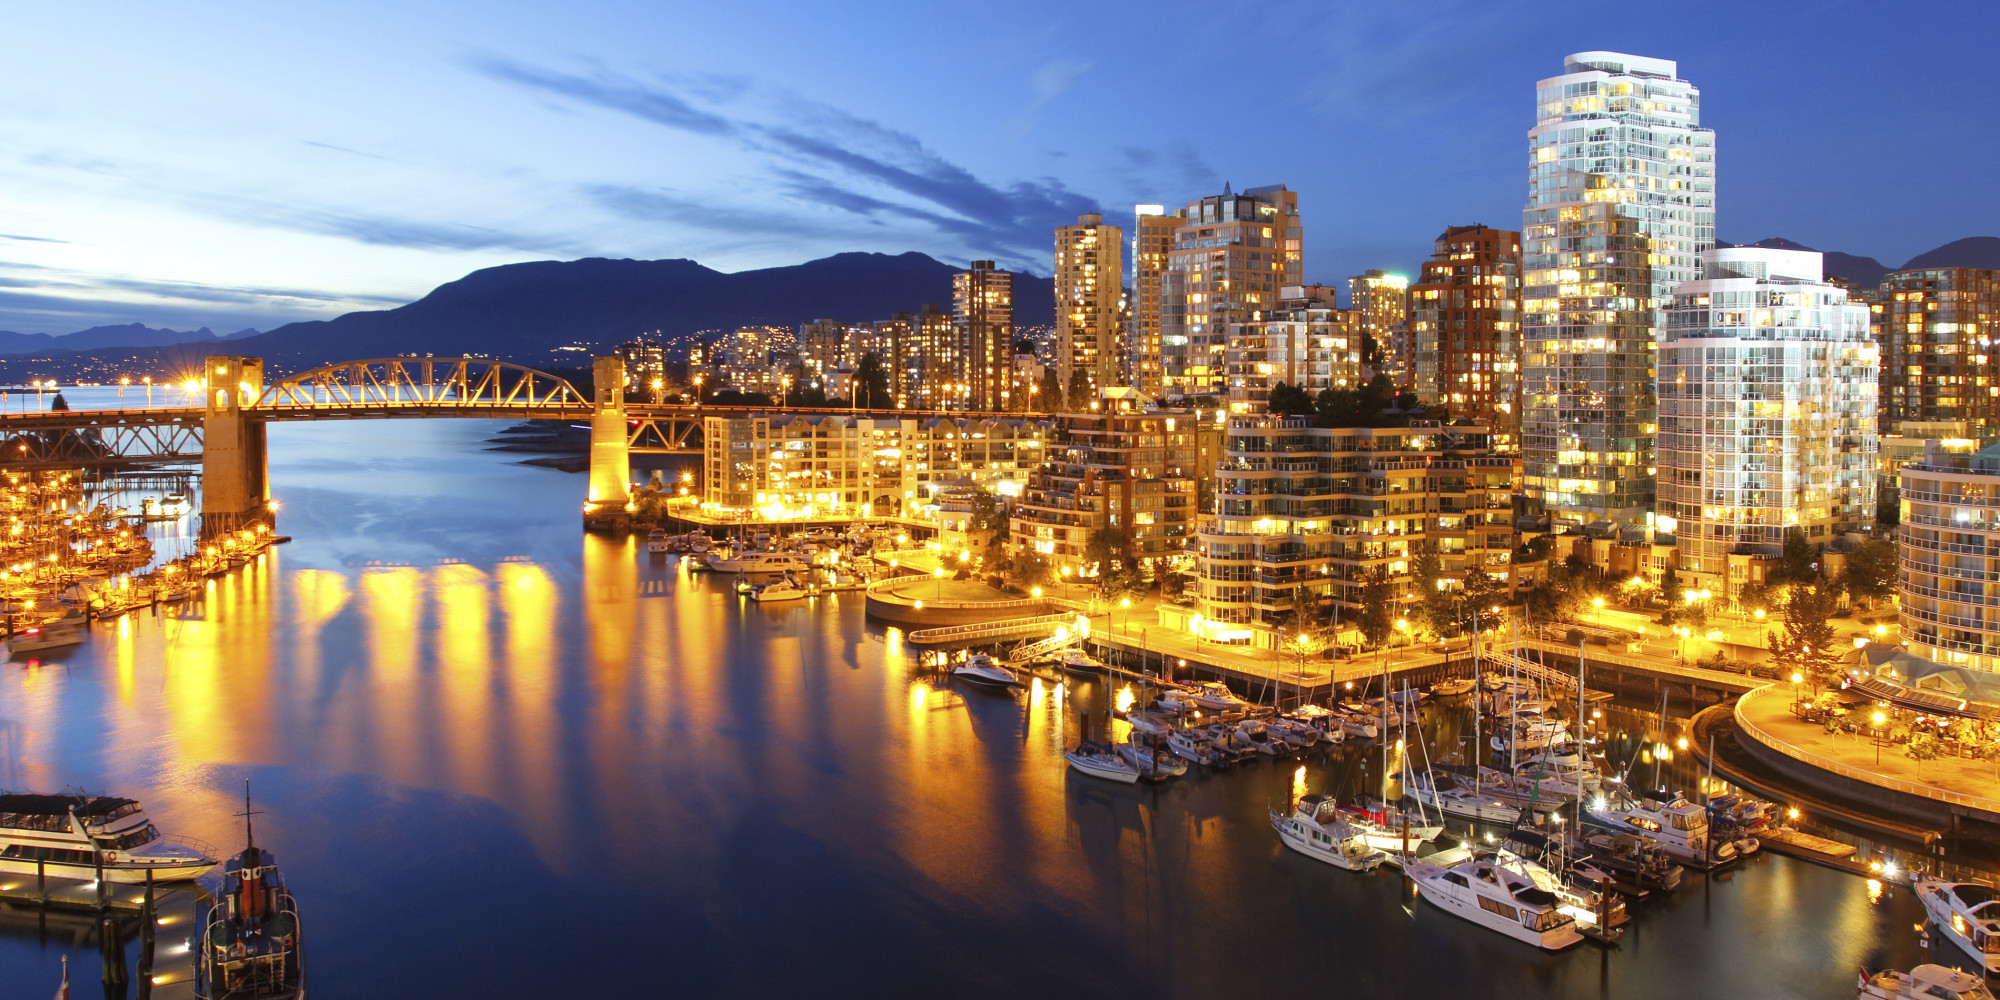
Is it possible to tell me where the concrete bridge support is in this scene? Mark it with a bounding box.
[200,356,272,540]
[585,355,631,524]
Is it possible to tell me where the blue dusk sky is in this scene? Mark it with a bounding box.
[2,0,1994,334]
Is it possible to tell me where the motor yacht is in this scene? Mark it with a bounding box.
[1064,741,1140,784]
[1585,790,1746,870]
[1407,855,1586,951]
[1188,680,1251,712]
[1332,709,1379,740]
[0,792,215,883]
[645,530,671,555]
[1198,722,1260,763]
[1495,830,1628,934]
[1166,730,1229,768]
[1057,649,1103,674]
[750,577,808,602]
[1233,720,1288,756]
[1914,878,2000,974]
[705,550,809,574]
[1271,795,1387,871]
[1114,740,1187,781]
[196,788,305,1000]
[1155,689,1198,715]
[1859,964,1997,1000]
[1264,717,1322,750]
[1409,771,1545,825]
[8,618,85,656]
[951,655,1021,689]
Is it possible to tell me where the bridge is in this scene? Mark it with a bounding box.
[0,355,1031,537]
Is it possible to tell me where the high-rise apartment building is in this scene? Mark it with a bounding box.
[795,318,851,389]
[1876,267,2000,436]
[1130,206,1179,396]
[1656,247,1877,599]
[1521,51,1715,525]
[1223,285,1363,410]
[953,261,1015,411]
[1349,270,1410,381]
[1009,393,1198,575]
[614,337,667,398]
[1054,213,1125,400]
[1411,225,1523,443]
[904,305,960,410]
[1161,185,1302,398]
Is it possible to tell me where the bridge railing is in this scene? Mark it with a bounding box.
[259,358,586,410]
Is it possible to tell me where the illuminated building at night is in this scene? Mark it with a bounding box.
[1054,213,1124,400]
[1224,285,1362,410]
[954,261,1015,411]
[1349,269,1410,381]
[1411,225,1522,444]
[1161,184,1301,398]
[1129,205,1178,396]
[1876,267,2000,436]
[1009,391,1198,576]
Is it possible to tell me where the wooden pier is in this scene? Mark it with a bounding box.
[0,873,203,998]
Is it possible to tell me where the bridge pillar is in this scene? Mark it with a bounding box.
[585,356,630,524]
[200,356,271,540]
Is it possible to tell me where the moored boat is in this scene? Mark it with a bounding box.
[1064,741,1140,784]
[1167,730,1229,768]
[1271,794,1387,871]
[1430,676,1477,698]
[645,530,671,554]
[952,654,1022,689]
[0,791,215,883]
[1114,739,1187,781]
[1188,680,1251,712]
[196,788,305,999]
[1914,877,2000,974]
[1858,964,1996,1000]
[749,577,808,602]
[8,617,85,656]
[1585,790,1750,870]
[1407,855,1586,951]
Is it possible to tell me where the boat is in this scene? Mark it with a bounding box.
[1496,829,1629,934]
[8,617,85,656]
[1166,730,1229,768]
[1114,740,1187,781]
[1858,964,1997,1000]
[1406,855,1587,951]
[705,550,809,574]
[1340,797,1445,854]
[1064,741,1140,784]
[645,530,671,555]
[1409,771,1547,825]
[1120,710,1176,739]
[1332,709,1379,740]
[951,654,1021,689]
[687,534,711,554]
[1156,688,1199,715]
[1430,677,1477,698]
[1914,878,2000,974]
[162,493,192,517]
[196,788,305,1000]
[1585,790,1748,870]
[1056,649,1103,674]
[1580,832,1685,894]
[1270,795,1388,871]
[1233,719,1289,756]
[1509,741,1602,796]
[1490,717,1567,753]
[1264,717,1322,749]
[1188,680,1251,712]
[0,792,215,882]
[1198,722,1260,763]
[749,577,808,602]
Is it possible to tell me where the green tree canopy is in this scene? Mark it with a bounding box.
[1767,582,1842,691]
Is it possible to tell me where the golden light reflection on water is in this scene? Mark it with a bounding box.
[1292,764,1307,810]
[361,567,424,785]
[496,559,564,864]
[434,563,495,798]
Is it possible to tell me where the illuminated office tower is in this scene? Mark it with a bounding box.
[1129,206,1179,396]
[953,261,1015,410]
[1521,51,1715,525]
[1162,184,1301,398]
[1876,267,2000,436]
[1349,269,1410,381]
[1657,247,1876,600]
[1411,225,1522,443]
[1054,213,1125,400]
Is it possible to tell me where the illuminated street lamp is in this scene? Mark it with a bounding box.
[1873,710,1888,764]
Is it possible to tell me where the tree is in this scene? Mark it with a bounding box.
[1082,527,1136,579]
[855,353,891,409]
[1657,562,1680,602]
[1841,537,1896,609]
[1767,582,1842,692]
[1313,386,1359,428]
[1356,565,1399,650]
[1268,381,1314,416]
[1011,552,1054,591]
[1036,367,1062,412]
[1461,567,1508,633]
[1771,527,1821,585]
[1066,369,1092,410]
[1410,553,1455,638]
[1907,732,1941,768]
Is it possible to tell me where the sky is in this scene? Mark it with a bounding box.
[2,0,1995,335]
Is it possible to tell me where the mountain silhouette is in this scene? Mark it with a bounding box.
[0,322,258,356]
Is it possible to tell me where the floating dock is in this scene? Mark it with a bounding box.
[0,873,203,997]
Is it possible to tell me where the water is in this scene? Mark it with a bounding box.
[0,414,1961,997]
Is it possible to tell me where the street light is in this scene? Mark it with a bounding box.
[1873,710,1888,764]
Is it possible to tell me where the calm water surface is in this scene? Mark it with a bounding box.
[0,415,1954,997]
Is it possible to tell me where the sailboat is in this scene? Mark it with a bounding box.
[196,785,305,999]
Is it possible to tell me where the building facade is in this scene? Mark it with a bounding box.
[953,261,1015,411]
[701,413,1049,518]
[1129,206,1179,397]
[1876,267,2000,437]
[1223,285,1363,410]
[904,306,960,410]
[1899,441,2000,675]
[1054,213,1125,400]
[1656,247,1878,599]
[1009,394,1198,576]
[1349,269,1410,382]
[1411,225,1523,444]
[1195,419,1514,647]
[614,337,667,400]
[1521,51,1716,525]
[1161,184,1302,398]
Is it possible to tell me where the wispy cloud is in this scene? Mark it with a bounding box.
[302,140,392,161]
[1008,58,1094,139]
[471,56,1101,271]
[0,233,68,244]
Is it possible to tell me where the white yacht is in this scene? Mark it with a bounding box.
[951,655,1021,689]
[1332,709,1379,740]
[1166,730,1229,768]
[1585,791,1745,870]
[8,618,85,656]
[1064,741,1139,784]
[1233,719,1288,756]
[0,792,216,883]
[1859,963,1997,1000]
[706,550,808,574]
[749,577,808,602]
[1340,798,1444,854]
[1407,855,1586,951]
[1914,878,2000,974]
[1430,677,1477,698]
[645,530,671,554]
[1510,741,1601,796]
[1057,649,1103,674]
[1491,717,1567,753]
[1271,795,1387,871]
[1120,710,1176,739]
[1188,681,1251,712]
[1113,740,1187,781]
[1264,717,1322,749]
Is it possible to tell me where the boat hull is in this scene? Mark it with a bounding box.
[0,856,214,883]
[1271,814,1387,871]
[1916,881,2000,974]
[1065,754,1140,784]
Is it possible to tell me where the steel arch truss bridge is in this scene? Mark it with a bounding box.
[259,358,589,415]
[0,410,204,469]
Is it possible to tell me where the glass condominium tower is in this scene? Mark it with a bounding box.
[1521,51,1715,525]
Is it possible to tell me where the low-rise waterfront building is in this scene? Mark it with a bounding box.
[702,413,1049,519]
[1193,417,1513,648]
[1009,392,1199,576]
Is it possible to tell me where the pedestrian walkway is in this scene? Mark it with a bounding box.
[1735,684,2000,816]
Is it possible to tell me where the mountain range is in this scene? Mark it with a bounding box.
[2,238,1995,378]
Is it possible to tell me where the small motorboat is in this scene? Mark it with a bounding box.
[952,654,1021,689]
[750,577,808,602]
[1430,677,1477,698]
[1120,710,1176,739]
[1065,740,1140,784]
[1189,680,1251,712]
[1199,722,1260,763]
[1234,719,1289,756]
[1581,832,1685,894]
[1167,730,1229,768]
[1265,717,1322,749]
[1859,964,1996,1000]
[1271,794,1388,871]
[8,617,85,657]
[1114,740,1187,781]
[646,530,671,555]
[1057,649,1103,674]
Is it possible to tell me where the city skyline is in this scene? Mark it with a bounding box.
[3,1,1995,335]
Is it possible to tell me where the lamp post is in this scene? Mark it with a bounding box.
[1873,710,1888,765]
[1792,672,1804,710]
[934,566,944,601]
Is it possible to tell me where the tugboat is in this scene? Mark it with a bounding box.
[197,786,305,999]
